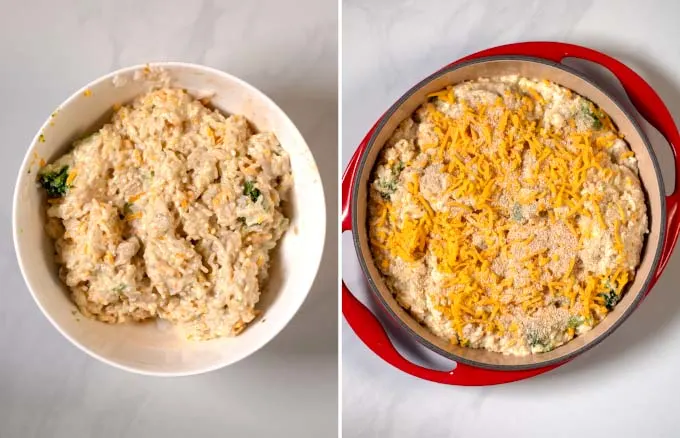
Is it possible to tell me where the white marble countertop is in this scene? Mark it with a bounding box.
[0,1,337,437]
[342,0,680,437]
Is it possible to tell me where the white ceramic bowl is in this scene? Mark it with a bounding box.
[12,62,326,376]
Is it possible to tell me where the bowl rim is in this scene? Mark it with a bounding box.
[351,55,666,371]
[12,61,327,377]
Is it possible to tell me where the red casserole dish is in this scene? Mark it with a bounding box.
[342,42,680,385]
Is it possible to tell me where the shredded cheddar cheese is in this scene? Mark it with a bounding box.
[367,76,648,356]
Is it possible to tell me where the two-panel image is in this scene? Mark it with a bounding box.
[3,0,680,437]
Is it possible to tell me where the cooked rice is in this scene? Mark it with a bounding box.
[40,88,292,340]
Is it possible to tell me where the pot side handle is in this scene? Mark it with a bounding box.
[342,125,560,385]
[455,41,680,291]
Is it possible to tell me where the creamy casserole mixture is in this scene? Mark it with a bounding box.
[367,76,648,355]
[39,88,292,340]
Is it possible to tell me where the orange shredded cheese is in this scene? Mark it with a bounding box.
[367,78,643,353]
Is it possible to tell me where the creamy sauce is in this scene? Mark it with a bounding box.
[40,88,292,340]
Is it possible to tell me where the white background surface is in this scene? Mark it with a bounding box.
[342,1,680,437]
[0,1,338,437]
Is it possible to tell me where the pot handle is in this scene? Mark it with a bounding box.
[455,42,680,291]
[342,126,561,385]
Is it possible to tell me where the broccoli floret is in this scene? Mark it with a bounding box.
[590,113,602,129]
[599,289,620,311]
[377,178,397,200]
[39,166,70,198]
[567,315,583,329]
[526,331,552,351]
[597,279,621,311]
[512,202,523,221]
[243,181,261,202]
[582,103,603,129]
[527,331,543,348]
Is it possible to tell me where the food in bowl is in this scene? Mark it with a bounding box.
[38,87,293,340]
[367,76,648,355]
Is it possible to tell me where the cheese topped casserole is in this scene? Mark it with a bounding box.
[39,88,292,340]
[367,76,648,355]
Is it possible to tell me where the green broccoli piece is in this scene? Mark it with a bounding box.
[512,202,523,221]
[597,279,621,311]
[590,114,602,129]
[526,331,552,351]
[567,316,583,329]
[527,331,543,348]
[377,178,398,200]
[599,289,620,311]
[39,166,70,198]
[243,181,261,202]
[582,103,603,129]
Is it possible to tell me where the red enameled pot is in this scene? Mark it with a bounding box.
[342,42,680,385]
